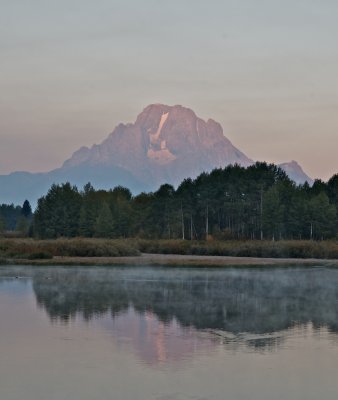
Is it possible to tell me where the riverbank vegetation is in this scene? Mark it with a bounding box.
[136,239,338,259]
[0,238,139,260]
[1,238,338,261]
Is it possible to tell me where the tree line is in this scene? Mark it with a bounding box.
[0,200,32,235]
[33,162,338,240]
[2,162,338,240]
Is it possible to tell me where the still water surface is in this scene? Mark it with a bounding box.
[1,265,338,400]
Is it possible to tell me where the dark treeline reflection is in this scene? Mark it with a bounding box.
[15,266,338,337]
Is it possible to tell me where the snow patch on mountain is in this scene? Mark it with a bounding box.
[150,112,169,144]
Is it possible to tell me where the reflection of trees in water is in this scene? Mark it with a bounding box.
[28,267,338,339]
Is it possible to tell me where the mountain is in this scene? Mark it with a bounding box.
[63,104,253,186]
[278,161,314,185]
[0,104,313,206]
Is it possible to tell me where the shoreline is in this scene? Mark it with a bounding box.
[2,253,338,267]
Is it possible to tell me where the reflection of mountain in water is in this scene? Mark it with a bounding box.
[98,308,215,366]
[28,267,338,338]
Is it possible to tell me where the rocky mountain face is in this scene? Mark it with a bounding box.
[0,104,313,206]
[63,104,253,187]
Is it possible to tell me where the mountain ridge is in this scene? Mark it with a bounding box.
[0,103,313,205]
[62,104,253,186]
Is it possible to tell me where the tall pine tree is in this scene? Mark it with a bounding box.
[94,202,114,238]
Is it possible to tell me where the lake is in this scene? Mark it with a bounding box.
[1,265,338,400]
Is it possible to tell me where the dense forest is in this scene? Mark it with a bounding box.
[0,200,32,234]
[1,162,338,240]
[32,163,338,240]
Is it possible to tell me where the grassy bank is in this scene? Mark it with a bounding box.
[136,239,338,259]
[0,238,140,261]
[1,238,338,266]
[2,254,337,268]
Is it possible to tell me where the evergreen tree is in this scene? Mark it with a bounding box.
[327,174,338,232]
[34,183,82,238]
[78,184,99,237]
[110,186,133,237]
[16,216,30,235]
[94,202,114,238]
[0,213,5,234]
[0,204,22,230]
[22,200,32,218]
[287,191,308,239]
[308,192,336,239]
[262,185,284,240]
[78,202,98,237]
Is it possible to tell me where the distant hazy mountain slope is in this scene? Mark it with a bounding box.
[0,165,148,207]
[278,161,314,185]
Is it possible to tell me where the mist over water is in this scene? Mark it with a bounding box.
[1,265,338,399]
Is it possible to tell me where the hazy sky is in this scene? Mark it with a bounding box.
[1,0,338,180]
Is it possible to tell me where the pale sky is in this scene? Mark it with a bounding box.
[1,0,338,180]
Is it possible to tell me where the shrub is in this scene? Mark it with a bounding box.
[28,251,53,260]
